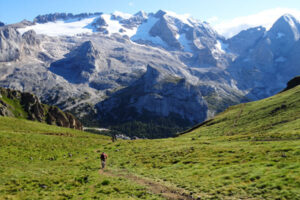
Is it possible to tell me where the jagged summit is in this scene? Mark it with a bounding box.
[33,12,102,23]
[17,10,219,53]
[49,40,100,84]
[269,13,300,40]
[134,10,148,18]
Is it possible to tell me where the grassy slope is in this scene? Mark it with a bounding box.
[0,118,163,200]
[1,85,300,199]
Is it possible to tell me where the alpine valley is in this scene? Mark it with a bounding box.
[1,10,300,138]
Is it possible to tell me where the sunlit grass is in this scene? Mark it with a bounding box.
[1,85,300,199]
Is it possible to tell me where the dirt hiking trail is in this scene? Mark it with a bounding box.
[99,169,196,200]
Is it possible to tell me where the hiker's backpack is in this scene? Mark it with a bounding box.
[100,153,106,160]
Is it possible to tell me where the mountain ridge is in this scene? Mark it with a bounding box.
[1,11,300,137]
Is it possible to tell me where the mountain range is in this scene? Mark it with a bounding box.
[1,10,300,137]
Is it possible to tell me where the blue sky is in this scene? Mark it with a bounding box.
[1,0,300,24]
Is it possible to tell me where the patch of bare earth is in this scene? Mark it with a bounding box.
[99,169,196,200]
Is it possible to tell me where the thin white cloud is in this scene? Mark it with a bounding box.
[214,8,300,38]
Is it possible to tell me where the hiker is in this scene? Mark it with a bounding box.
[100,152,108,169]
[111,133,117,142]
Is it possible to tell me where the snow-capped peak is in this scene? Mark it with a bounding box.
[112,11,133,20]
[269,13,300,40]
[134,10,148,18]
[164,10,192,25]
[154,10,194,27]
[16,10,219,53]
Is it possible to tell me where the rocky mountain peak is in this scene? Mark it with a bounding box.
[269,14,300,41]
[154,10,167,18]
[0,26,20,40]
[49,40,100,84]
[78,40,98,59]
[0,27,22,62]
[22,30,40,45]
[134,10,148,18]
[228,26,266,54]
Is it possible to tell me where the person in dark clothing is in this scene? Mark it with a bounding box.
[111,134,117,142]
[100,152,108,169]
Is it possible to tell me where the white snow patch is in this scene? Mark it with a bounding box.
[275,56,286,62]
[101,14,122,34]
[277,32,285,38]
[100,14,137,37]
[178,33,192,52]
[131,16,167,47]
[113,11,133,19]
[18,14,137,37]
[215,40,228,53]
[164,10,193,26]
[230,79,239,90]
[18,17,97,36]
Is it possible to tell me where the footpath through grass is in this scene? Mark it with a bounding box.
[0,117,163,200]
[1,85,300,199]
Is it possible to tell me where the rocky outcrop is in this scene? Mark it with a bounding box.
[0,87,82,130]
[0,27,40,62]
[46,106,82,130]
[281,76,300,92]
[0,27,22,62]
[22,30,40,46]
[50,40,100,83]
[0,99,14,117]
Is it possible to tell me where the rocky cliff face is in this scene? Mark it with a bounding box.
[0,27,22,62]
[0,26,41,62]
[96,65,244,137]
[97,65,208,124]
[50,41,101,83]
[0,87,82,130]
[227,26,266,54]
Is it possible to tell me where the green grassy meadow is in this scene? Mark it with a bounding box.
[1,85,300,199]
